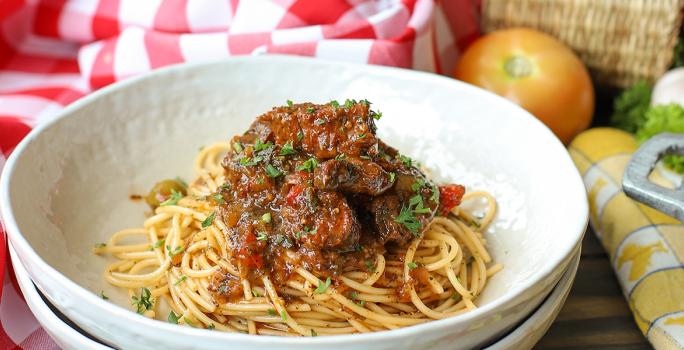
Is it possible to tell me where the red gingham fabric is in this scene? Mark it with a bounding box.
[0,0,480,348]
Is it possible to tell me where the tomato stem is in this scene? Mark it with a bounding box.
[504,55,533,79]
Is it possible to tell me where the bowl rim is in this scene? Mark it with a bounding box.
[0,55,589,345]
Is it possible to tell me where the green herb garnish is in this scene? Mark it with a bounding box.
[335,153,346,161]
[311,329,317,337]
[201,212,215,228]
[365,260,375,272]
[330,100,339,109]
[154,239,165,248]
[160,189,183,207]
[132,288,153,314]
[213,193,225,204]
[314,276,331,294]
[267,309,277,316]
[100,291,109,300]
[388,172,396,183]
[94,242,106,248]
[168,311,180,324]
[399,154,412,167]
[281,310,287,321]
[307,107,315,113]
[174,275,188,285]
[296,157,318,172]
[393,205,421,236]
[297,131,304,141]
[265,164,283,178]
[254,139,274,152]
[280,141,297,156]
[430,184,440,204]
[287,99,293,107]
[407,262,418,270]
[256,232,268,241]
[207,324,215,330]
[184,318,197,328]
[252,289,261,297]
[166,245,185,257]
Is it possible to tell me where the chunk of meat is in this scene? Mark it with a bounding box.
[368,194,415,246]
[249,102,377,159]
[280,184,360,250]
[313,157,393,196]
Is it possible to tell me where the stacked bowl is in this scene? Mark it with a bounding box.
[0,56,588,350]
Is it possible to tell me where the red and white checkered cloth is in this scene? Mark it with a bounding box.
[0,0,479,348]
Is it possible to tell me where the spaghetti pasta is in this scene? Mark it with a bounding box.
[95,142,500,336]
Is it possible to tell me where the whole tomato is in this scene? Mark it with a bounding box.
[454,28,594,144]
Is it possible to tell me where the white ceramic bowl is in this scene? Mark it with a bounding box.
[9,243,581,350]
[0,56,588,350]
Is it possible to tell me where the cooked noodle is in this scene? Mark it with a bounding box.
[95,143,500,336]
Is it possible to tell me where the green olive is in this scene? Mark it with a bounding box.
[145,179,187,209]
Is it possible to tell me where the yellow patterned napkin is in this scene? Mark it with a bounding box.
[569,128,684,349]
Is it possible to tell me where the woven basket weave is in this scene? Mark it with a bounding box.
[482,0,684,88]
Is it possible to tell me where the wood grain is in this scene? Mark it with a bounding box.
[535,231,651,349]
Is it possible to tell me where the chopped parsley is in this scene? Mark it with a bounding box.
[281,310,287,321]
[297,131,304,141]
[160,189,183,206]
[314,276,332,294]
[166,245,185,257]
[233,142,243,153]
[411,178,425,191]
[389,172,396,183]
[261,212,272,223]
[256,232,268,241]
[296,157,318,172]
[410,194,431,214]
[174,275,188,285]
[265,164,283,178]
[168,311,180,324]
[360,155,371,160]
[350,291,358,300]
[279,141,297,156]
[287,99,293,107]
[357,133,366,140]
[207,324,215,330]
[213,193,225,204]
[335,153,347,161]
[344,99,355,108]
[357,300,366,307]
[254,139,274,152]
[398,154,413,167]
[100,291,109,300]
[239,156,263,167]
[201,212,215,228]
[330,100,340,109]
[154,239,165,248]
[307,106,315,113]
[267,309,277,316]
[132,288,153,314]
[311,329,317,337]
[393,205,421,236]
[407,262,419,270]
[371,111,382,120]
[365,260,376,272]
[430,184,440,204]
[314,118,326,125]
[252,289,261,297]
[94,242,106,248]
[360,99,371,106]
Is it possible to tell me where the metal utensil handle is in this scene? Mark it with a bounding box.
[623,133,684,222]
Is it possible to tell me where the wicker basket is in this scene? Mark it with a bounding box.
[482,0,684,88]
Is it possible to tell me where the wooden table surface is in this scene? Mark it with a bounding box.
[535,229,651,349]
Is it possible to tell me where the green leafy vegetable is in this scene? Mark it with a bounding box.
[233,142,243,153]
[393,205,421,235]
[287,99,293,107]
[254,139,274,152]
[635,103,684,173]
[307,107,315,113]
[611,80,652,133]
[330,100,339,109]
[398,154,413,167]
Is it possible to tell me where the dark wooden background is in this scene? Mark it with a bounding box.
[535,231,651,349]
